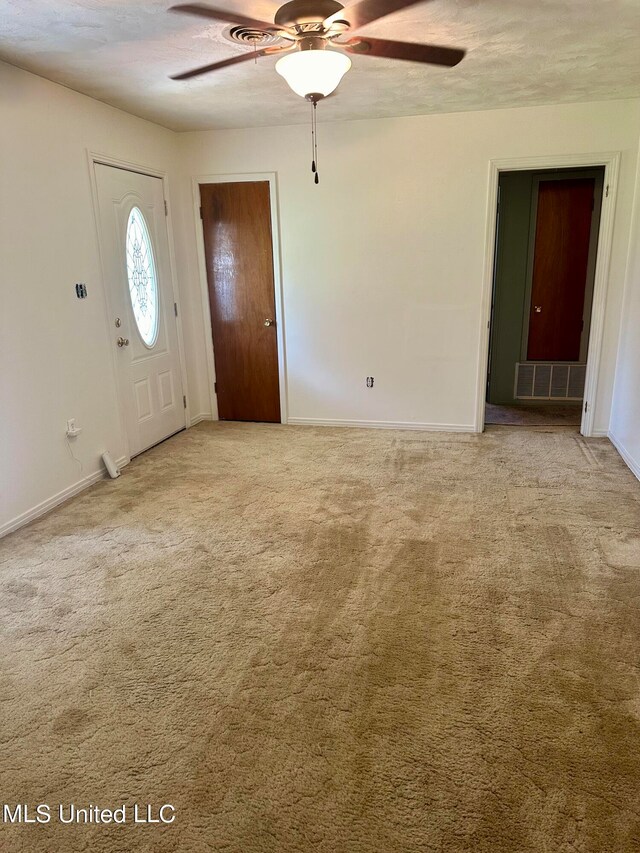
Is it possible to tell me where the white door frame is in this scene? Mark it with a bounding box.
[87,150,190,463]
[475,151,621,436]
[191,172,289,423]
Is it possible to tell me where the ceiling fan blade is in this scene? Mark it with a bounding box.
[171,45,292,80]
[326,0,428,30]
[341,36,465,66]
[170,3,274,31]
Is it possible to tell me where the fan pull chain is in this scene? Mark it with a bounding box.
[310,98,319,185]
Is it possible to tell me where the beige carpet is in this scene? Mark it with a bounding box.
[1,422,640,853]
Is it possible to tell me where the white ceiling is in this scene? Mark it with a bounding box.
[1,0,639,131]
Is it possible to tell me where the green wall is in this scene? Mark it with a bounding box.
[487,172,533,404]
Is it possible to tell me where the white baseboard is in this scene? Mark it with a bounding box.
[0,455,128,540]
[590,428,609,438]
[189,413,212,427]
[287,417,475,433]
[608,432,640,481]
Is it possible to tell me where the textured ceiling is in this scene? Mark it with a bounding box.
[1,0,639,131]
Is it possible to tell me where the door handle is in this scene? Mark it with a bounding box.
[117,336,130,347]
[264,318,275,327]
[534,305,542,313]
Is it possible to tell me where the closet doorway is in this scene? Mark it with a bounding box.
[485,166,604,428]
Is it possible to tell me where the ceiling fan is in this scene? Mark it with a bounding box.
[169,1,465,94]
[170,1,466,182]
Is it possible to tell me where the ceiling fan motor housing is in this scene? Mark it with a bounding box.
[299,36,328,51]
[274,0,344,28]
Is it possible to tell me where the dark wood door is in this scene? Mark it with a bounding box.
[527,178,594,361]
[200,181,281,422]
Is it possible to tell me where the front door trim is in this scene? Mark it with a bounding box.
[191,172,288,424]
[87,150,190,463]
[477,152,621,437]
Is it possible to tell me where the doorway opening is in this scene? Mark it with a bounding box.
[198,178,285,424]
[485,166,605,428]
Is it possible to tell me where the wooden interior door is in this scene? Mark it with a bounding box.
[526,178,595,361]
[200,181,281,423]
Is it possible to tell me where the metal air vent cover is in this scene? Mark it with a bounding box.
[223,25,281,47]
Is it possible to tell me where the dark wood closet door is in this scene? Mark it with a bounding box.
[200,181,281,422]
[527,178,594,361]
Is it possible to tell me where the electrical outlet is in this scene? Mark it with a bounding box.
[66,419,82,438]
[366,377,374,388]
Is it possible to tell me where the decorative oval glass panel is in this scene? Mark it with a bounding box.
[125,207,159,347]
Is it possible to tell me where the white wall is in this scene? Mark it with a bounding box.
[610,144,640,479]
[2,64,639,535]
[179,101,640,434]
[0,61,194,535]
[174,100,640,434]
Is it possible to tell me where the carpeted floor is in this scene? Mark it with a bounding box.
[1,422,640,853]
[485,402,583,426]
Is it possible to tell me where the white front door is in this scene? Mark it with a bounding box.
[95,164,185,457]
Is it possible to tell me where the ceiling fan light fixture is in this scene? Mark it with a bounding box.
[275,48,352,99]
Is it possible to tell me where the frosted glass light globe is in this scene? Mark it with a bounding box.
[276,49,352,99]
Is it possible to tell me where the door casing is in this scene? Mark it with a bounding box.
[191,172,289,423]
[477,152,621,437]
[88,151,189,464]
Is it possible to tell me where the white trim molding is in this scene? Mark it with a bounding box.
[0,456,128,540]
[288,417,475,433]
[609,432,640,481]
[190,412,212,427]
[476,151,621,438]
[191,172,289,424]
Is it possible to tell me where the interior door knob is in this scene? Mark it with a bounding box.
[117,336,130,347]
[534,305,542,313]
[264,318,275,327]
